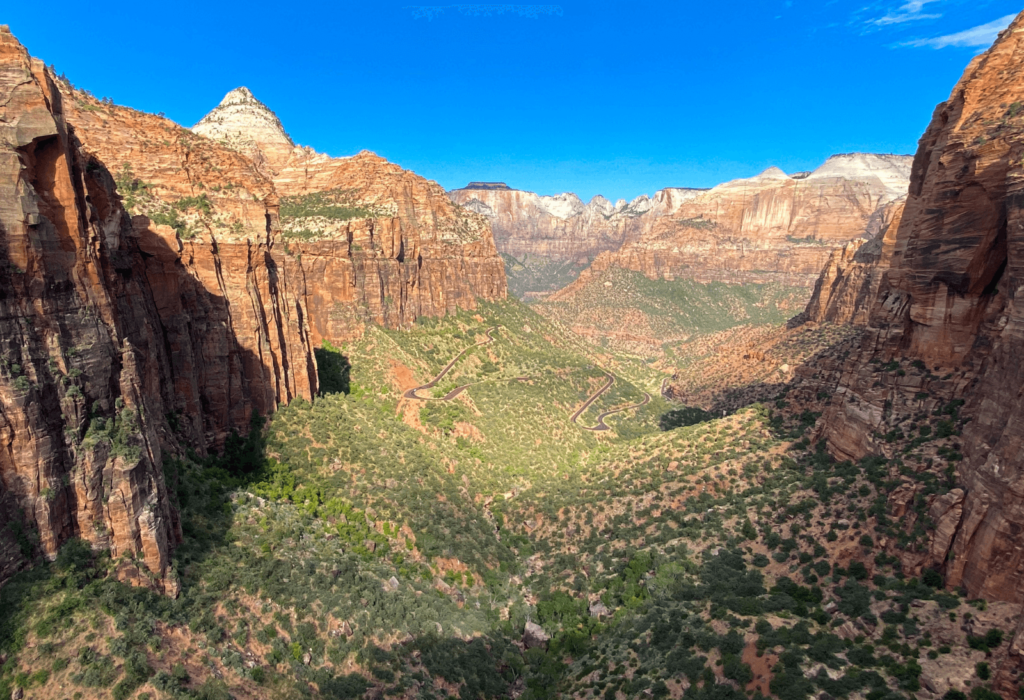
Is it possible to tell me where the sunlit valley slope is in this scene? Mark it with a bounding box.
[2,12,1024,700]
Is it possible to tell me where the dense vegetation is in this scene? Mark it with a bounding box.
[278,188,386,241]
[0,299,1017,700]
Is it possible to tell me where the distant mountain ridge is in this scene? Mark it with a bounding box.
[451,153,913,298]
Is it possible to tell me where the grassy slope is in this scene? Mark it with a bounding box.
[501,253,591,300]
[535,268,808,355]
[0,302,1017,700]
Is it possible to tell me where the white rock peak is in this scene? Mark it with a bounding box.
[807,153,914,196]
[192,86,294,150]
[538,193,585,219]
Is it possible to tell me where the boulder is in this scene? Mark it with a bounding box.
[523,621,550,650]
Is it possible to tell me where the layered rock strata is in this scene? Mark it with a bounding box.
[0,27,186,589]
[803,204,904,326]
[58,85,318,445]
[191,87,294,178]
[799,13,1024,660]
[0,32,508,590]
[193,90,507,342]
[452,154,912,296]
[272,152,506,342]
[449,186,651,265]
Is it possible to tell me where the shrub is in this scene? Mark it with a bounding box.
[970,688,1001,700]
[848,561,869,580]
[660,407,714,431]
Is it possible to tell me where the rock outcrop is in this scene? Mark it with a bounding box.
[192,87,294,177]
[450,185,649,265]
[803,11,1024,628]
[453,154,912,298]
[195,89,507,341]
[803,204,904,326]
[0,33,508,590]
[0,27,187,590]
[581,155,911,290]
[58,85,318,445]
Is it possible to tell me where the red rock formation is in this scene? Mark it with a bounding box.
[803,204,904,325]
[589,160,910,289]
[449,187,646,265]
[0,27,183,590]
[193,90,507,343]
[274,151,506,342]
[806,11,1024,633]
[453,155,911,296]
[0,35,507,590]
[57,85,318,445]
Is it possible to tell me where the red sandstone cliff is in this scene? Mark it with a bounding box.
[453,154,911,296]
[56,84,318,446]
[803,12,1024,621]
[193,88,507,342]
[0,27,186,590]
[803,203,905,325]
[0,40,508,588]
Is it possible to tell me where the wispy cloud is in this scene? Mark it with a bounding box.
[901,13,1016,48]
[872,0,943,26]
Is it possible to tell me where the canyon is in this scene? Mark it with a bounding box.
[763,15,1024,690]
[803,11,1024,606]
[4,8,1024,700]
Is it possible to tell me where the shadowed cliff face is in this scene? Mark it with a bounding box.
[0,28,187,589]
[804,13,1024,617]
[0,27,325,590]
[57,86,319,427]
[0,31,508,589]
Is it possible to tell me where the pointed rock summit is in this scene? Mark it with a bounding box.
[807,153,914,196]
[193,87,294,173]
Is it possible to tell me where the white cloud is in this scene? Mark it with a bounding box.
[872,0,943,25]
[901,13,1016,48]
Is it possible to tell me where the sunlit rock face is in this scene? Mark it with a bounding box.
[453,153,912,297]
[193,88,507,342]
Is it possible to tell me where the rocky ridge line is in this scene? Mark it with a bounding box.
[452,153,913,296]
[192,87,507,341]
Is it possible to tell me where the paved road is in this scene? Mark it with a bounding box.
[582,391,653,432]
[570,372,653,432]
[569,372,615,425]
[403,327,501,401]
[403,326,653,430]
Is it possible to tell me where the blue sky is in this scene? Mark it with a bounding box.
[5,1,1020,201]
